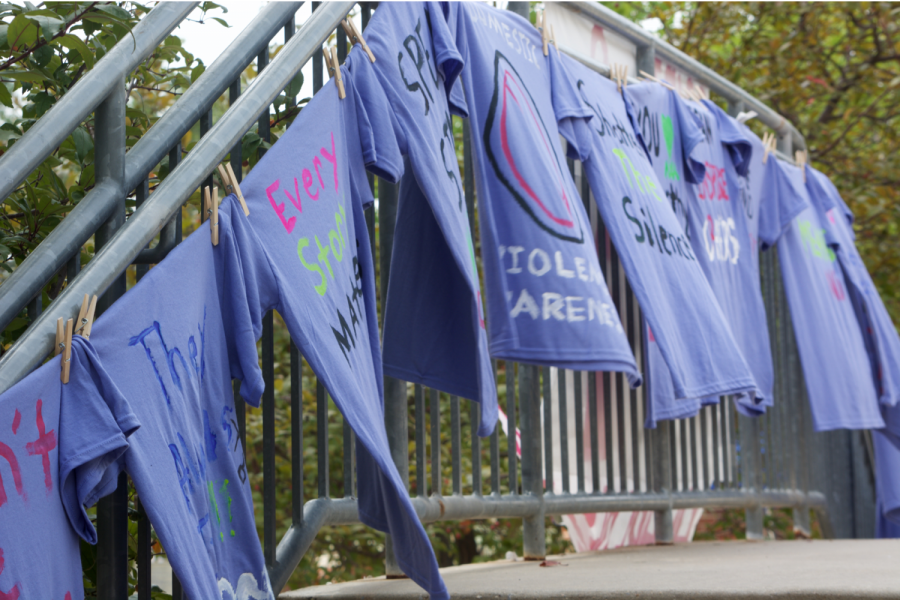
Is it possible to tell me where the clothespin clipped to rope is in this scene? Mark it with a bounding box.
[204,185,220,246]
[762,132,779,164]
[324,46,346,100]
[74,293,97,340]
[638,70,676,91]
[57,317,73,383]
[216,163,249,216]
[795,149,807,181]
[612,64,628,93]
[538,10,549,56]
[736,110,758,124]
[341,18,375,63]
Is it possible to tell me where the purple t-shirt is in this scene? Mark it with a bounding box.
[222,64,447,600]
[444,2,640,381]
[348,3,497,434]
[0,337,137,600]
[805,165,900,413]
[762,158,883,430]
[567,63,756,427]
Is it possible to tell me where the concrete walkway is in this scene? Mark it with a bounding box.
[281,540,900,599]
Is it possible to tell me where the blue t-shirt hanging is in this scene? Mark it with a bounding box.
[805,165,900,412]
[762,158,883,431]
[443,2,640,380]
[91,225,276,600]
[348,4,496,434]
[224,66,447,600]
[0,338,137,600]
[564,59,756,427]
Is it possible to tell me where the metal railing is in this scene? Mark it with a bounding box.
[0,2,876,598]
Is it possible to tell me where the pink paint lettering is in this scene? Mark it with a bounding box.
[25,399,56,494]
[302,168,319,200]
[10,410,19,435]
[284,178,303,213]
[0,548,21,600]
[266,180,296,234]
[0,441,24,508]
[320,132,339,192]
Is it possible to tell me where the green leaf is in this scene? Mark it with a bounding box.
[191,63,205,83]
[31,43,52,66]
[0,83,11,108]
[55,34,95,68]
[72,126,92,163]
[3,70,48,82]
[7,14,37,50]
[211,17,229,28]
[95,4,132,20]
[285,72,304,98]
[28,14,65,41]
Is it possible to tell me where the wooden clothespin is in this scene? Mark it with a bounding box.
[324,46,346,100]
[341,18,375,63]
[761,132,773,164]
[550,24,560,58]
[539,11,549,56]
[204,185,220,246]
[55,317,65,357]
[795,149,807,181]
[216,163,249,216]
[60,317,73,383]
[638,69,676,91]
[74,293,97,340]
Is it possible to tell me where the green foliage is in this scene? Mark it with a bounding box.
[603,2,900,323]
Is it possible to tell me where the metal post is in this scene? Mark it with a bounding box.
[519,365,546,560]
[94,81,128,600]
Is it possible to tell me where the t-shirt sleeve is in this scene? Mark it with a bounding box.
[758,158,808,250]
[441,1,469,118]
[214,197,273,407]
[673,92,707,184]
[426,1,464,96]
[622,87,653,161]
[549,49,594,162]
[59,335,140,544]
[344,54,406,183]
[705,100,753,177]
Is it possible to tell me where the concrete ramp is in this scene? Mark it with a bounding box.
[281,540,900,599]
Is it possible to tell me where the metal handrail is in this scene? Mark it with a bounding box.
[0,2,197,203]
[0,1,354,395]
[565,2,806,151]
[0,2,304,334]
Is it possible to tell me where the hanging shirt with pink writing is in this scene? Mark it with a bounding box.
[0,337,137,600]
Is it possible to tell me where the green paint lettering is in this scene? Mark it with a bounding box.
[298,238,327,296]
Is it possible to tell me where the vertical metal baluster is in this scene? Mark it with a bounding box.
[542,366,554,494]
[508,363,518,495]
[318,381,330,498]
[431,388,441,496]
[589,371,600,494]
[683,418,693,491]
[452,395,462,495]
[674,419,683,492]
[415,385,426,496]
[471,398,482,496]
[262,311,275,565]
[134,178,149,280]
[574,372,585,493]
[490,362,500,496]
[291,344,304,520]
[199,109,213,219]
[343,415,354,497]
[692,415,703,491]
[558,369,569,494]
[604,368,615,493]
[94,81,128,600]
[609,243,628,493]
[519,363,546,559]
[627,288,644,492]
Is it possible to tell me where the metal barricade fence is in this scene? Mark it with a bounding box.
[0,2,874,598]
